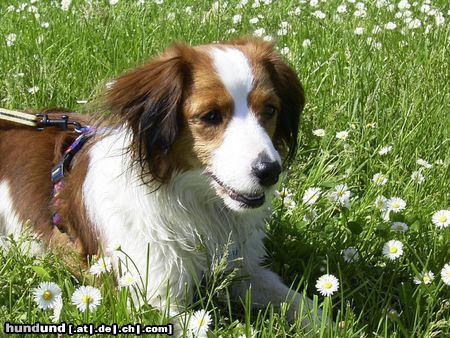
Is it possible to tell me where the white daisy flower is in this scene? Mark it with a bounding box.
[302,187,321,206]
[379,145,392,155]
[32,282,62,310]
[391,222,409,233]
[417,158,432,169]
[254,28,266,37]
[275,187,293,200]
[343,247,359,263]
[407,18,422,29]
[109,0,119,5]
[312,10,326,19]
[280,46,290,55]
[284,197,297,211]
[335,130,349,140]
[440,263,450,286]
[353,9,367,17]
[354,27,364,35]
[387,197,406,213]
[383,240,404,260]
[375,195,388,210]
[313,128,326,137]
[413,271,434,285]
[61,0,72,11]
[373,173,388,186]
[432,210,450,229]
[385,22,397,30]
[5,33,17,47]
[188,309,212,337]
[232,14,242,24]
[71,286,102,312]
[89,257,112,276]
[329,184,351,207]
[50,295,63,323]
[337,4,347,13]
[302,39,312,48]
[27,86,39,94]
[411,171,425,184]
[119,272,137,288]
[315,274,339,296]
[303,207,318,222]
[249,17,259,24]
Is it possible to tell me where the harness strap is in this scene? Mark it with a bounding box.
[52,126,96,233]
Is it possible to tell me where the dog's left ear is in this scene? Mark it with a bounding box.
[266,52,305,163]
[107,44,193,181]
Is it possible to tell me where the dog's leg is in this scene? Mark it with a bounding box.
[233,265,321,328]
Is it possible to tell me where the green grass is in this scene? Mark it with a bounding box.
[1,0,449,337]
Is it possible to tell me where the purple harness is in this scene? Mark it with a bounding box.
[51,126,95,231]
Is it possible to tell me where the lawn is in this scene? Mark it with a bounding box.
[1,0,449,337]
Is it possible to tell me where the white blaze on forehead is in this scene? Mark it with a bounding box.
[209,47,254,109]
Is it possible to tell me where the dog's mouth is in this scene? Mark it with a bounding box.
[208,173,265,208]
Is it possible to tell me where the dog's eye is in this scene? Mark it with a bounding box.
[263,105,277,119]
[200,110,223,125]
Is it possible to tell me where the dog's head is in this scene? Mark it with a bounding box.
[108,37,304,212]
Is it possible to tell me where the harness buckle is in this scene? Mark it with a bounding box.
[36,114,84,133]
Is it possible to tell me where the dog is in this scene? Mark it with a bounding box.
[0,37,316,326]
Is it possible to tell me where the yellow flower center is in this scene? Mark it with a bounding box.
[447,271,450,278]
[439,215,447,223]
[389,247,398,254]
[127,277,134,283]
[392,202,400,209]
[43,290,52,301]
[197,318,205,327]
[423,276,429,282]
[101,262,107,268]
[82,295,93,305]
[324,282,332,289]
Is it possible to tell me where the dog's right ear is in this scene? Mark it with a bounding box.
[107,44,193,182]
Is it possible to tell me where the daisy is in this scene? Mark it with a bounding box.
[188,309,212,337]
[5,33,17,47]
[375,195,388,210]
[411,171,424,184]
[387,197,406,213]
[329,184,351,207]
[336,4,347,13]
[28,86,39,94]
[284,197,297,211]
[417,158,432,168]
[61,0,71,11]
[440,263,450,286]
[366,122,377,129]
[302,39,312,48]
[119,272,137,288]
[391,222,409,233]
[232,14,242,24]
[379,145,392,155]
[302,187,321,205]
[275,187,293,200]
[312,10,326,19]
[385,22,397,30]
[373,173,388,186]
[335,130,349,140]
[89,257,112,276]
[354,27,364,35]
[32,282,62,310]
[313,129,326,137]
[71,286,102,312]
[432,210,450,229]
[343,247,359,263]
[315,274,339,296]
[383,240,404,260]
[249,17,259,24]
[413,271,434,285]
[303,207,318,222]
[254,28,265,37]
[50,295,63,323]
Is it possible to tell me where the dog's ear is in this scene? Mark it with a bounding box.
[266,52,304,163]
[107,44,193,182]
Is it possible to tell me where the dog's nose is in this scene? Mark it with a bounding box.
[251,153,281,187]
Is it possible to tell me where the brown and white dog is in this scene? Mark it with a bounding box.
[0,38,315,324]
